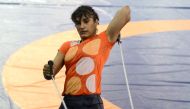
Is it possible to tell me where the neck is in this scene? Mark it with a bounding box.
[81,33,96,42]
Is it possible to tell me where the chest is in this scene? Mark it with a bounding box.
[64,38,103,65]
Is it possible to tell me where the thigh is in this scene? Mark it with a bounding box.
[59,95,104,109]
[58,103,66,109]
[59,103,92,109]
[59,98,84,109]
[86,103,104,109]
[59,103,81,109]
[58,101,104,109]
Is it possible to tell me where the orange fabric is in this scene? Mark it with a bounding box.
[59,31,115,95]
[59,41,71,54]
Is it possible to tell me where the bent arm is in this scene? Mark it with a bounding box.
[53,51,65,76]
[106,6,131,42]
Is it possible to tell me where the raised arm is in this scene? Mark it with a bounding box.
[106,6,131,43]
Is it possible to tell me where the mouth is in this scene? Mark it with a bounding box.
[80,31,88,36]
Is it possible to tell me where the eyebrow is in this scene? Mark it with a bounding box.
[75,16,91,24]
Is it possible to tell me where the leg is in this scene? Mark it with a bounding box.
[86,103,104,109]
[58,103,64,109]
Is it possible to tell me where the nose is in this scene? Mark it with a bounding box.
[79,22,85,29]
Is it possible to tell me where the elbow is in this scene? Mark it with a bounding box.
[123,6,131,22]
[115,6,131,23]
[124,5,130,13]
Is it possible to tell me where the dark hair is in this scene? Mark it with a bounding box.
[71,5,99,24]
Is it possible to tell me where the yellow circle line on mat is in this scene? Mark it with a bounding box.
[2,20,190,109]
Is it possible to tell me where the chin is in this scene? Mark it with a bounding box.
[80,35,90,39]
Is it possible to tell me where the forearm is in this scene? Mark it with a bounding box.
[52,63,63,77]
[52,51,65,77]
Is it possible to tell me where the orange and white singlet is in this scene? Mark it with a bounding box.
[59,31,115,95]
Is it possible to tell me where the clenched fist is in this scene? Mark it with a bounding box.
[43,61,54,80]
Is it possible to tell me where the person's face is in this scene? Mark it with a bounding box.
[75,15,98,40]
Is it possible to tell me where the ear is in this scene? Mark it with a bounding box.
[95,19,99,25]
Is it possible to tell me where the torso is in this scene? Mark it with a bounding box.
[59,31,115,95]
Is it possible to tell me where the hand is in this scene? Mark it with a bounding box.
[117,33,121,44]
[43,64,53,80]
